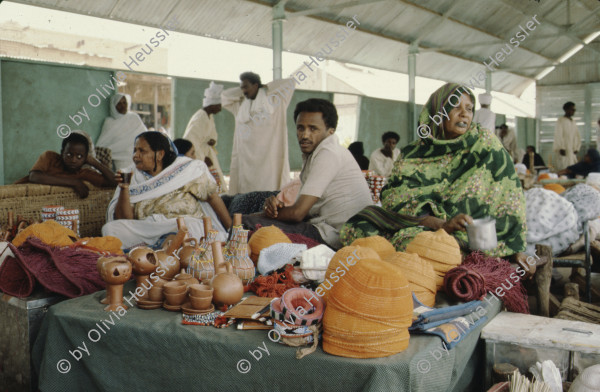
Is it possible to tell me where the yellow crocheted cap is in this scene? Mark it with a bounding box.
[384,251,437,306]
[543,183,566,194]
[247,225,291,264]
[316,246,380,304]
[405,229,461,290]
[350,235,396,260]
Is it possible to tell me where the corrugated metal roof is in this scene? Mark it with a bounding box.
[6,0,600,95]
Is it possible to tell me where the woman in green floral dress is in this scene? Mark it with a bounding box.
[340,83,527,263]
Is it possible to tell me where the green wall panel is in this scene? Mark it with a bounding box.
[173,77,332,173]
[357,97,411,158]
[1,60,112,184]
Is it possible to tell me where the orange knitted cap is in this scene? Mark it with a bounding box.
[316,246,379,304]
[543,183,566,194]
[323,258,413,358]
[405,229,461,290]
[385,251,437,306]
[350,235,396,260]
[247,225,291,264]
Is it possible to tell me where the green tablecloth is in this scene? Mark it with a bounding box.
[32,282,501,392]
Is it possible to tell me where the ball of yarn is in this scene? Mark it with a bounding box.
[405,229,461,290]
[316,246,380,304]
[350,235,395,260]
[323,258,412,358]
[248,225,291,264]
[385,251,437,306]
[543,183,566,194]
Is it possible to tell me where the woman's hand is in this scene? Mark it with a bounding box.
[264,196,284,219]
[442,213,473,234]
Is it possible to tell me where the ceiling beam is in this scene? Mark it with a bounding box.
[285,0,388,18]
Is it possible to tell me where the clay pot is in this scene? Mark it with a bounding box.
[189,294,212,310]
[99,258,132,312]
[210,242,244,306]
[176,239,199,270]
[128,246,157,300]
[148,285,164,302]
[128,246,157,275]
[212,241,229,275]
[189,283,213,297]
[97,256,120,305]
[163,281,187,294]
[164,291,186,306]
[174,272,200,288]
[155,250,180,280]
[230,229,255,285]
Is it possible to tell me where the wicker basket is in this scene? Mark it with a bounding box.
[0,183,114,238]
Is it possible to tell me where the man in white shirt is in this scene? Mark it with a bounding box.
[495,124,519,163]
[243,99,373,249]
[472,93,496,132]
[553,101,581,170]
[221,72,294,194]
[369,131,401,177]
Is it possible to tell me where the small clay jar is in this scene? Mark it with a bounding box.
[210,242,243,307]
[174,271,200,288]
[128,246,157,299]
[154,249,181,280]
[176,238,199,271]
[212,241,229,275]
[100,258,132,312]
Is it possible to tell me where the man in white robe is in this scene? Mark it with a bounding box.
[472,93,496,132]
[553,102,581,170]
[96,93,147,170]
[369,131,401,177]
[222,72,294,194]
[183,81,227,192]
[496,124,519,163]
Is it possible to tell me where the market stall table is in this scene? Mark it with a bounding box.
[32,282,501,392]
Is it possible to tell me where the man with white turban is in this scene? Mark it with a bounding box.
[553,101,581,170]
[96,93,147,170]
[222,72,295,194]
[183,81,227,192]
[472,93,496,132]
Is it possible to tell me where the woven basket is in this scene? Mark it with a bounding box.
[0,183,114,238]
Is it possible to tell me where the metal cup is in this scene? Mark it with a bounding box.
[465,217,497,251]
[121,170,132,184]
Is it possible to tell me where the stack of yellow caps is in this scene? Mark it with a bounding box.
[323,258,412,358]
[316,245,380,304]
[350,235,396,260]
[247,225,291,264]
[405,229,461,290]
[385,251,437,307]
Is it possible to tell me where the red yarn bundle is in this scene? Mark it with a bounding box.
[248,264,300,297]
[443,252,529,314]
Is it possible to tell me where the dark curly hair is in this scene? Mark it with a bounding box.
[135,131,177,172]
[293,99,338,130]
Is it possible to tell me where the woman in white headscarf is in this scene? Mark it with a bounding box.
[96,93,147,170]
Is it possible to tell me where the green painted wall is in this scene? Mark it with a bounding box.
[1,59,112,184]
[173,77,331,173]
[516,116,537,151]
[357,96,416,157]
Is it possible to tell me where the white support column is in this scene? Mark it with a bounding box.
[584,84,592,151]
[485,71,492,93]
[408,45,417,142]
[272,2,286,80]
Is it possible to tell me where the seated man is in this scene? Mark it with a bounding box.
[15,132,116,198]
[557,148,600,178]
[242,99,373,250]
[369,131,400,177]
[521,145,546,171]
